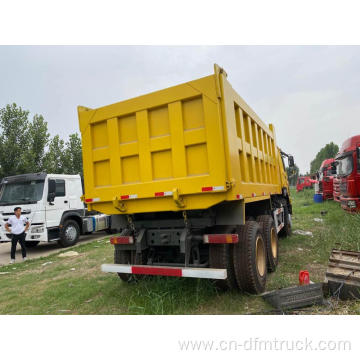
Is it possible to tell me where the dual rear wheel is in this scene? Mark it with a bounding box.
[210,216,279,294]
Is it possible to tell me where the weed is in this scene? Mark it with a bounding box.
[0,190,359,314]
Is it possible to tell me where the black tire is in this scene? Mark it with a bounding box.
[209,243,238,291]
[279,199,292,237]
[257,215,278,272]
[233,221,267,294]
[114,248,147,283]
[25,241,40,248]
[58,219,80,247]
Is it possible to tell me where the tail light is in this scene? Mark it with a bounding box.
[203,234,238,244]
[110,236,134,245]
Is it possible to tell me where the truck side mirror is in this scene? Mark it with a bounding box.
[47,179,56,203]
[288,155,295,168]
[357,147,360,158]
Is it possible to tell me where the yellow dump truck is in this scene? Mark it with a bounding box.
[78,64,294,294]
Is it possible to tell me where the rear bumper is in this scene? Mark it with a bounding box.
[101,264,227,280]
[340,196,360,212]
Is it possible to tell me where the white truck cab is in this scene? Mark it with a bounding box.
[0,172,110,247]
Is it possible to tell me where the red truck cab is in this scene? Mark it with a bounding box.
[315,158,336,200]
[336,135,360,212]
[296,176,316,192]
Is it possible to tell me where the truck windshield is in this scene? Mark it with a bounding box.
[0,180,45,205]
[336,155,353,177]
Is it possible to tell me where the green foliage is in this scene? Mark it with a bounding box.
[0,104,32,177]
[23,114,50,173]
[64,133,83,175]
[286,163,299,186]
[42,135,67,174]
[43,133,83,175]
[0,103,83,178]
[310,142,339,174]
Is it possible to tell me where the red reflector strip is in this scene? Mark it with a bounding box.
[202,186,213,192]
[252,193,256,197]
[236,194,243,199]
[132,266,182,277]
[120,194,138,200]
[110,236,134,244]
[85,197,100,203]
[203,234,239,244]
[101,264,227,279]
[202,186,225,192]
[155,191,173,197]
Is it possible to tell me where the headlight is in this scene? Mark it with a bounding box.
[31,226,44,233]
[347,200,356,208]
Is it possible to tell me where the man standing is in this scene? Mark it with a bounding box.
[5,207,30,264]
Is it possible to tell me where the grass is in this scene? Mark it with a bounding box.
[0,189,359,315]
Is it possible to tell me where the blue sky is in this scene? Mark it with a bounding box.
[0,45,359,173]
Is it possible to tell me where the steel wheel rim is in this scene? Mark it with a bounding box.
[65,225,77,241]
[255,235,266,277]
[270,228,277,259]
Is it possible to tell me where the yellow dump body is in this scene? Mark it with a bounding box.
[79,65,289,215]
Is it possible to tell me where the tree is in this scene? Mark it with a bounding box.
[0,103,83,178]
[0,104,31,177]
[43,135,66,174]
[64,133,83,175]
[23,114,50,173]
[310,142,339,174]
[43,133,83,176]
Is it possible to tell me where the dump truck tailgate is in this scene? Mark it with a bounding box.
[79,74,228,214]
